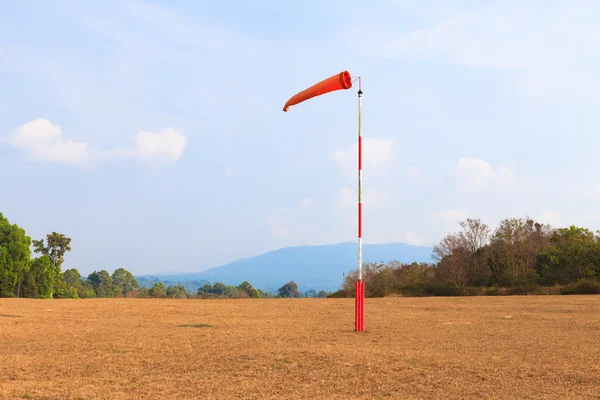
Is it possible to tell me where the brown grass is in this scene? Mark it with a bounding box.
[1,296,599,399]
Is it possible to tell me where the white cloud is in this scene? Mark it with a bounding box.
[133,128,186,161]
[7,119,185,166]
[456,158,492,188]
[538,211,561,227]
[379,7,600,102]
[433,209,469,223]
[407,166,420,179]
[11,119,93,165]
[400,230,427,246]
[301,197,314,207]
[454,157,515,191]
[333,138,394,176]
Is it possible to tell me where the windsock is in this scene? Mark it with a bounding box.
[283,70,352,112]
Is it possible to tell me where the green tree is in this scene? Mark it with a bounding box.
[20,270,39,298]
[78,284,97,298]
[222,285,238,297]
[30,255,57,298]
[197,283,214,296]
[213,282,226,295]
[149,282,167,298]
[277,281,300,298]
[237,281,259,298]
[32,232,72,270]
[63,268,81,285]
[63,269,95,298]
[536,226,600,285]
[166,284,188,299]
[0,213,32,297]
[32,232,72,297]
[67,286,79,298]
[87,270,115,298]
[317,290,328,298]
[0,246,14,297]
[111,268,139,297]
[53,278,79,298]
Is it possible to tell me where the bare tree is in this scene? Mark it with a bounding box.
[458,218,490,253]
[433,233,471,292]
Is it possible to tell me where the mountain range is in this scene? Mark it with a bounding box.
[136,242,434,292]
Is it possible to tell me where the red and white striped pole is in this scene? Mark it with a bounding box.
[355,78,365,332]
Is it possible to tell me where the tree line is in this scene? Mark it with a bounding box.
[195,280,327,298]
[332,216,600,297]
[0,211,146,298]
[0,212,330,299]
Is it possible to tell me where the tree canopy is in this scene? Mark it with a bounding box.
[0,212,32,297]
[277,281,301,298]
[334,216,600,298]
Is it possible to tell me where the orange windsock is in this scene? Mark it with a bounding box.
[283,70,352,112]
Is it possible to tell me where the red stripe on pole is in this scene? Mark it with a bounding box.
[355,280,364,332]
[361,281,365,331]
[359,281,363,332]
[358,281,363,332]
[355,281,359,331]
[355,280,365,332]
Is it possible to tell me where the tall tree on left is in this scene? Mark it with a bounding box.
[0,213,32,297]
[33,232,72,269]
[33,232,72,297]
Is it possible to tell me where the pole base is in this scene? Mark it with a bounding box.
[355,280,365,332]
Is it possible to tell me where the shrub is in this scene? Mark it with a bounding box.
[484,287,501,296]
[230,290,249,299]
[506,284,539,295]
[327,289,351,298]
[399,282,459,297]
[560,280,600,295]
[535,285,562,295]
[464,287,484,296]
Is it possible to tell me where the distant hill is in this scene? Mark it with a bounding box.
[137,242,433,292]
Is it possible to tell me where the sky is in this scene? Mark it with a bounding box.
[1,0,600,276]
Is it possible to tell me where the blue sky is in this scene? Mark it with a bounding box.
[2,0,600,276]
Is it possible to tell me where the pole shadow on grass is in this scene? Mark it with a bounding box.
[177,323,212,328]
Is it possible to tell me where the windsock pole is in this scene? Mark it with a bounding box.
[355,78,365,332]
[280,70,364,332]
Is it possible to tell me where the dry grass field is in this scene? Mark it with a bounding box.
[1,296,599,399]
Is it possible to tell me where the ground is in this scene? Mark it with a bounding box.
[1,296,599,399]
